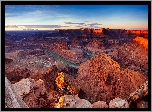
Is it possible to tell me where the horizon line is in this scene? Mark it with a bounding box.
[5,28,148,31]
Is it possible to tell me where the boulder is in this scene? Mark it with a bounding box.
[109,97,129,108]
[55,95,92,108]
[92,101,108,108]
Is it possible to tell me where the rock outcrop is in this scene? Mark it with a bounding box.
[12,78,33,99]
[23,78,59,108]
[5,77,29,108]
[117,39,148,77]
[73,53,147,104]
[74,53,121,103]
[119,68,147,100]
[128,81,148,102]
[42,65,59,91]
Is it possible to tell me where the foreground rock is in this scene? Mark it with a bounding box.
[5,77,29,108]
[128,81,148,102]
[12,78,33,99]
[55,95,92,108]
[119,68,147,100]
[109,97,129,108]
[73,53,147,104]
[92,101,108,108]
[23,78,59,108]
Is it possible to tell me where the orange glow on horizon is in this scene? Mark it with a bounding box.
[133,36,148,50]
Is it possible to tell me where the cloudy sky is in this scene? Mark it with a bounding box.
[5,5,148,30]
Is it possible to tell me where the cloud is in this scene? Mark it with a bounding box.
[88,23,102,25]
[65,22,103,28]
[84,21,91,22]
[5,6,74,25]
[85,22,102,28]
[17,25,70,28]
[24,25,61,28]
[65,22,85,25]
[61,26,70,27]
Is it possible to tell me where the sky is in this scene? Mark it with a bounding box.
[5,5,148,30]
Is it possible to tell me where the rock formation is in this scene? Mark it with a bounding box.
[5,77,29,108]
[22,78,59,108]
[128,81,148,102]
[42,65,59,91]
[119,68,147,100]
[117,38,148,77]
[72,53,147,104]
